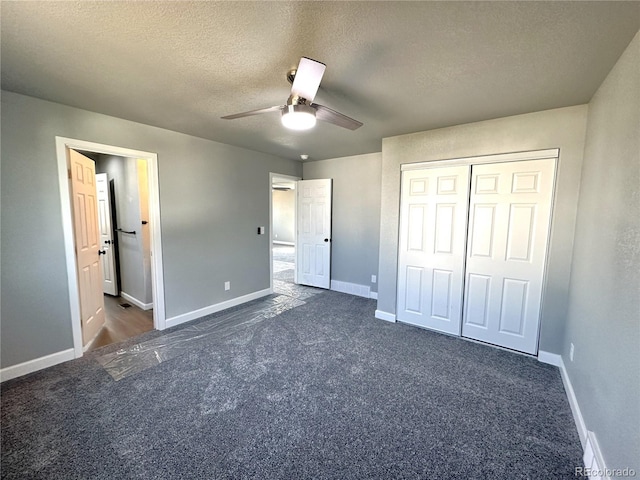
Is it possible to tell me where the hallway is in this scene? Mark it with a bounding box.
[86,295,153,352]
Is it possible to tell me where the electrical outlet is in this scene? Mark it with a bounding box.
[570,343,575,362]
[257,226,265,235]
[224,281,230,291]
[371,275,377,283]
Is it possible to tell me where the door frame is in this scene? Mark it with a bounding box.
[397,148,560,354]
[269,173,301,292]
[56,137,166,359]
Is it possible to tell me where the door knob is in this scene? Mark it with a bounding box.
[105,240,111,244]
[98,250,106,256]
[324,238,330,242]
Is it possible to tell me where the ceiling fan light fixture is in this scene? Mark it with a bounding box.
[281,104,316,130]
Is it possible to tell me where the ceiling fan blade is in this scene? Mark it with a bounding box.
[312,103,363,130]
[221,105,284,120]
[291,57,326,102]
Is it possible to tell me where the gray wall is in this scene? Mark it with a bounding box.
[272,189,295,244]
[0,91,301,368]
[378,106,588,354]
[96,154,150,304]
[563,32,639,473]
[303,153,382,292]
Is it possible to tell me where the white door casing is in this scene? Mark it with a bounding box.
[462,158,556,354]
[69,150,106,345]
[96,173,118,296]
[396,166,470,334]
[296,179,332,289]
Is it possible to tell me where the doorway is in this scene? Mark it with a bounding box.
[77,151,155,351]
[56,137,165,359]
[270,173,300,292]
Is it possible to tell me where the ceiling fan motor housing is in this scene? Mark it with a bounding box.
[281,104,317,130]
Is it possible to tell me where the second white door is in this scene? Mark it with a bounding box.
[96,173,118,296]
[462,158,555,354]
[296,179,332,289]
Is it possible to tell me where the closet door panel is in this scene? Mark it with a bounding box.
[462,158,555,354]
[397,166,470,334]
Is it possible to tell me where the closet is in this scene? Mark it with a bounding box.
[397,150,557,354]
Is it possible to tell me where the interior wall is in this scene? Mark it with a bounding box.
[563,31,639,472]
[378,105,588,354]
[303,153,382,292]
[0,91,301,368]
[272,189,295,244]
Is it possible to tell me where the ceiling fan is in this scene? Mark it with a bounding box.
[221,57,363,131]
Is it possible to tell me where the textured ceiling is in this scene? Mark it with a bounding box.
[2,1,639,161]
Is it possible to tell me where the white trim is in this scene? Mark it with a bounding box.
[330,280,371,298]
[538,351,587,446]
[55,137,166,360]
[120,291,153,311]
[273,241,295,246]
[583,431,609,480]
[269,173,301,293]
[401,148,560,171]
[164,288,272,329]
[0,349,75,382]
[559,359,588,448]
[537,350,562,367]
[538,352,613,478]
[375,310,396,322]
[370,291,378,300]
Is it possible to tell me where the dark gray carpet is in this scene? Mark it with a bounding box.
[1,288,582,479]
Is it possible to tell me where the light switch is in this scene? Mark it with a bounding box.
[258,226,265,235]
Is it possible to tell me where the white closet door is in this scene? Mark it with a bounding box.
[296,179,332,289]
[462,158,555,354]
[397,166,470,334]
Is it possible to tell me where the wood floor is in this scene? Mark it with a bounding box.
[86,295,154,352]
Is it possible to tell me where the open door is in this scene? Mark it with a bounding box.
[296,179,332,289]
[96,173,118,296]
[69,149,106,344]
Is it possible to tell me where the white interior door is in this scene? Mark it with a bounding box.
[96,173,118,296]
[397,166,470,334]
[69,149,106,345]
[296,179,332,289]
[462,158,555,354]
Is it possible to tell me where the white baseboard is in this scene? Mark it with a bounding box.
[537,350,562,367]
[0,348,76,382]
[120,291,153,311]
[375,309,396,322]
[165,288,272,329]
[370,291,378,300]
[539,351,586,443]
[538,350,587,445]
[583,431,609,480]
[330,280,371,299]
[538,350,611,478]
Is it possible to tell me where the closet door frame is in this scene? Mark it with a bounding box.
[399,148,559,353]
[401,149,559,172]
